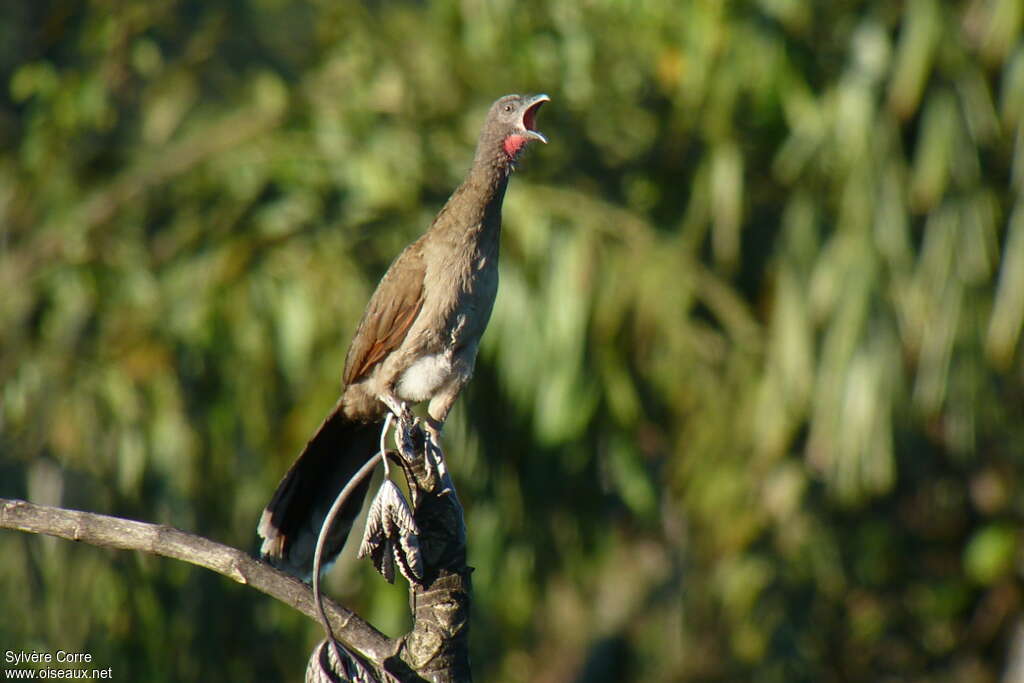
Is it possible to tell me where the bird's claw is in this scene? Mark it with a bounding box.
[380,395,420,469]
[393,415,419,463]
[423,423,448,481]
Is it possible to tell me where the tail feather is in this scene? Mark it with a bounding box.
[258,404,380,580]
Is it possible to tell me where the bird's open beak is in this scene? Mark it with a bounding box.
[520,94,550,144]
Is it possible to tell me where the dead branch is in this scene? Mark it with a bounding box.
[0,497,397,667]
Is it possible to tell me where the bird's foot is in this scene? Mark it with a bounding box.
[423,419,448,481]
[393,412,420,463]
[379,394,417,472]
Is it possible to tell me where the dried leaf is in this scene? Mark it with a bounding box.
[305,639,377,683]
[357,479,423,584]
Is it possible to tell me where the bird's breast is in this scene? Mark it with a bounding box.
[395,351,455,403]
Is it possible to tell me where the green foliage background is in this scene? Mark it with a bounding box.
[2,0,1023,680]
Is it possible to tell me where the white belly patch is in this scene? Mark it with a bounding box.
[396,352,454,403]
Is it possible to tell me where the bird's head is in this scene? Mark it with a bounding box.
[481,93,550,163]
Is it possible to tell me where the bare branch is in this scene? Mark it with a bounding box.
[0,425,471,681]
[0,497,397,667]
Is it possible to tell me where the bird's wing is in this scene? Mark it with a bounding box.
[342,246,426,386]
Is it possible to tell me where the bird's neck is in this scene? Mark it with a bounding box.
[466,141,513,209]
[464,156,511,223]
[430,145,512,244]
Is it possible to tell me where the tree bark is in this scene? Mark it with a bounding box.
[394,444,472,681]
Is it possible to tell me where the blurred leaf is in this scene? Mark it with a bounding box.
[964,525,1018,585]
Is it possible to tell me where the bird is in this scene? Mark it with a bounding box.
[258,93,550,579]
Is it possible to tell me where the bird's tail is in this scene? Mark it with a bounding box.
[258,404,380,580]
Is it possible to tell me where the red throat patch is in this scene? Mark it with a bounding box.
[504,134,528,158]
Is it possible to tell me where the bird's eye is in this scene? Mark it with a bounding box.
[504,104,514,112]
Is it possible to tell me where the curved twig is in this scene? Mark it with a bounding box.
[312,451,384,665]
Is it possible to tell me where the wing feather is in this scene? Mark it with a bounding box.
[342,247,426,386]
